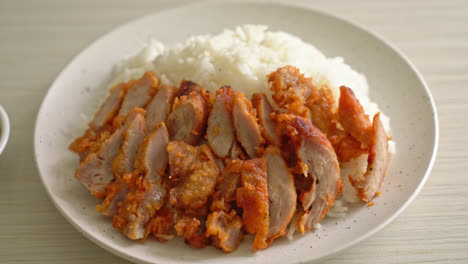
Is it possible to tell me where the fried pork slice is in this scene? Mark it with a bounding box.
[232,91,264,158]
[229,140,244,159]
[69,129,96,155]
[111,114,147,177]
[174,215,209,248]
[338,86,373,146]
[167,141,221,210]
[113,123,170,239]
[306,85,337,134]
[252,93,280,145]
[294,173,317,211]
[339,154,368,203]
[207,160,244,252]
[348,113,389,202]
[90,83,127,131]
[69,83,127,156]
[166,81,209,145]
[265,146,296,243]
[207,86,235,158]
[74,108,145,197]
[113,178,167,240]
[236,158,269,250]
[145,204,175,242]
[268,66,339,134]
[214,157,226,171]
[145,83,177,131]
[329,130,367,163]
[95,179,128,217]
[206,210,243,253]
[269,66,369,161]
[69,129,110,162]
[210,159,243,212]
[277,115,342,233]
[136,122,170,185]
[268,65,317,117]
[96,114,146,216]
[118,71,159,116]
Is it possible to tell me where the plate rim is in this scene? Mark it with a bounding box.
[33,0,439,263]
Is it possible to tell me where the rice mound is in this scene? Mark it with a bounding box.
[109,24,388,129]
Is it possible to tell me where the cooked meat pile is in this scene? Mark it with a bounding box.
[70,66,390,252]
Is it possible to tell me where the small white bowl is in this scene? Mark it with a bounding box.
[0,104,10,155]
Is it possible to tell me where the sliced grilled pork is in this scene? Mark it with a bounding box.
[96,113,146,216]
[306,85,337,135]
[229,140,244,159]
[69,129,106,162]
[348,113,389,202]
[207,159,245,252]
[252,93,280,145]
[265,146,296,243]
[206,210,243,253]
[210,159,243,212]
[113,179,166,240]
[207,86,235,158]
[338,86,373,146]
[74,136,119,198]
[89,83,127,132]
[236,158,269,250]
[69,83,127,156]
[232,91,264,158]
[145,205,175,241]
[113,123,170,240]
[167,81,209,145]
[74,108,145,197]
[136,122,170,185]
[118,71,159,116]
[268,65,316,118]
[111,114,147,177]
[145,83,177,131]
[167,141,221,211]
[96,179,128,217]
[277,115,342,233]
[174,214,209,248]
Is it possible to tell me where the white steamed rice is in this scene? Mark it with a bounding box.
[108,25,390,130]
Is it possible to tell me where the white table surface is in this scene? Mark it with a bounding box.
[1,0,467,263]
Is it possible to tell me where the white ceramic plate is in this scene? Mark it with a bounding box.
[34,1,438,263]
